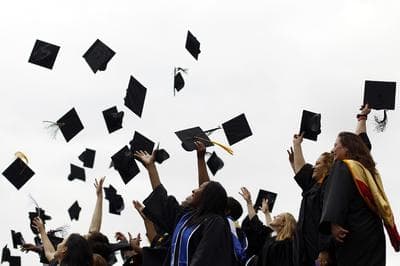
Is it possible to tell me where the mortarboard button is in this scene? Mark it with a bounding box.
[175,126,214,151]
[2,157,35,190]
[185,31,201,60]
[56,108,84,142]
[129,131,155,154]
[83,39,115,73]
[222,113,253,145]
[299,110,321,141]
[364,80,396,110]
[28,39,60,69]
[78,148,96,168]
[124,76,147,118]
[11,230,25,249]
[206,151,224,176]
[254,189,277,212]
[68,164,86,182]
[111,146,140,184]
[102,106,124,133]
[68,201,81,221]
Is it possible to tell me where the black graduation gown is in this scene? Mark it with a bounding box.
[142,184,238,266]
[242,216,294,266]
[319,161,385,266]
[293,164,334,266]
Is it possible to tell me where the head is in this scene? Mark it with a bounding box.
[93,253,107,266]
[312,152,334,182]
[269,213,297,241]
[87,232,112,263]
[225,196,243,221]
[55,233,93,266]
[334,132,376,174]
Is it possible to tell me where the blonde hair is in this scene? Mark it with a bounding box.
[315,152,334,183]
[276,212,297,241]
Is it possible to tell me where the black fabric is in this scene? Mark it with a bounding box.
[242,216,294,266]
[142,184,238,266]
[293,164,334,266]
[358,132,372,151]
[319,161,385,266]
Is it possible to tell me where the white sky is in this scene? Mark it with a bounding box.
[0,0,399,265]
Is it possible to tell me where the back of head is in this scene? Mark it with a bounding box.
[338,131,377,175]
[276,213,296,241]
[226,196,243,221]
[87,232,112,263]
[61,233,93,266]
[93,253,108,266]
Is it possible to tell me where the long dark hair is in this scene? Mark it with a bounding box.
[87,232,111,262]
[187,181,228,227]
[60,233,93,266]
[338,132,377,175]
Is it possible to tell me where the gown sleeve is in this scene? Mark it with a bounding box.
[294,163,315,192]
[242,215,273,257]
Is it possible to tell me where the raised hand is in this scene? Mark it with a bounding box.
[94,176,105,197]
[359,103,371,115]
[293,132,304,146]
[260,198,270,214]
[239,187,252,204]
[128,232,142,253]
[194,141,206,158]
[115,232,127,242]
[32,217,46,234]
[134,150,155,168]
[287,147,294,165]
[21,243,41,253]
[132,200,146,219]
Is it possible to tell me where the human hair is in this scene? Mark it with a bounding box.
[87,232,111,263]
[60,233,93,266]
[314,152,334,183]
[276,213,296,241]
[337,132,377,175]
[187,181,227,226]
[93,253,108,266]
[226,196,243,221]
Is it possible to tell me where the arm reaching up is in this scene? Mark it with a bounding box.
[239,187,256,220]
[133,200,157,243]
[293,133,306,173]
[195,141,210,186]
[135,150,161,190]
[88,177,105,234]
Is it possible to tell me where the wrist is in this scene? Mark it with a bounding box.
[357,114,367,121]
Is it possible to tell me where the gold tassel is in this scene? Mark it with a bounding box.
[15,151,29,164]
[195,137,234,155]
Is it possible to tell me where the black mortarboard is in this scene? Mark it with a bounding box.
[68,164,86,182]
[222,113,253,145]
[1,245,10,263]
[102,106,124,133]
[68,201,81,221]
[56,108,84,142]
[104,184,117,200]
[174,67,187,95]
[103,185,124,215]
[8,256,21,266]
[83,39,115,73]
[129,131,155,154]
[175,126,214,151]
[185,31,201,60]
[299,110,321,141]
[28,39,60,69]
[206,152,224,176]
[29,207,51,235]
[111,146,140,184]
[124,76,147,118]
[254,189,277,212]
[2,157,35,190]
[364,80,396,110]
[78,148,96,168]
[155,149,170,164]
[11,230,25,249]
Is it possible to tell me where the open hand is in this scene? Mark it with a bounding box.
[239,187,252,204]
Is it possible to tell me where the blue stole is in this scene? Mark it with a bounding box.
[227,216,248,263]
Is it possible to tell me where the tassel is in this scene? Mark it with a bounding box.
[374,110,387,132]
[43,120,63,139]
[15,151,29,164]
[195,137,234,155]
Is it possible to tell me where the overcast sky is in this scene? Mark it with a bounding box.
[1,0,399,265]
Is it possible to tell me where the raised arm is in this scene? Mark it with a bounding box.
[287,147,295,174]
[195,141,210,186]
[88,177,105,234]
[135,150,160,190]
[355,104,371,135]
[239,187,256,220]
[132,200,157,244]
[293,133,306,173]
[32,217,56,262]
[260,198,272,228]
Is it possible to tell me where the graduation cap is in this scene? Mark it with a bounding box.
[111,146,140,184]
[299,110,321,141]
[8,256,21,266]
[102,106,124,133]
[68,201,81,221]
[28,207,52,235]
[2,157,35,190]
[364,80,396,132]
[103,184,124,215]
[206,151,224,176]
[185,31,201,60]
[222,113,253,145]
[155,144,170,164]
[1,245,10,263]
[254,189,277,212]
[78,148,96,168]
[28,39,60,69]
[174,67,188,95]
[124,76,147,118]
[47,108,84,142]
[11,230,25,249]
[68,164,86,182]
[175,126,214,151]
[129,131,155,154]
[104,184,117,200]
[83,39,115,73]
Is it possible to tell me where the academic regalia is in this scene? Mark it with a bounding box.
[293,164,334,266]
[320,161,385,266]
[242,216,294,266]
[142,184,238,266]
